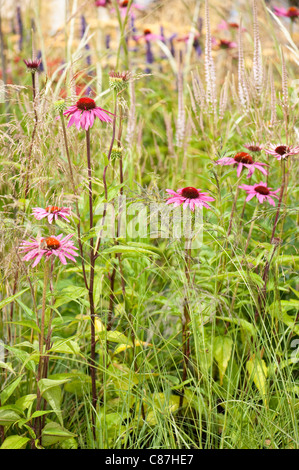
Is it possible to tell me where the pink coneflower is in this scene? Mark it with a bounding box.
[32,206,71,224]
[63,97,114,131]
[23,58,42,72]
[20,234,78,267]
[216,152,268,178]
[239,182,280,206]
[212,37,237,49]
[111,0,144,18]
[218,19,246,30]
[243,142,263,152]
[273,6,299,19]
[166,187,215,211]
[95,0,110,6]
[134,28,164,42]
[264,144,299,161]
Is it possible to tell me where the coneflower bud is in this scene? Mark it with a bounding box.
[111,146,123,161]
[54,99,67,113]
[109,71,130,92]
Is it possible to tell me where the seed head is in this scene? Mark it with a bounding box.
[109,71,130,92]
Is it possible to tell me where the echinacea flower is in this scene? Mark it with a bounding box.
[166,187,215,211]
[111,0,144,19]
[63,97,114,130]
[212,37,237,49]
[243,142,263,152]
[273,6,299,19]
[32,206,71,224]
[239,182,280,206]
[134,29,164,42]
[264,144,299,161]
[216,152,268,178]
[177,33,202,56]
[95,0,111,6]
[23,58,42,73]
[20,234,78,267]
[218,19,246,30]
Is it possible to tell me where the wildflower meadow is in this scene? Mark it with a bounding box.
[0,0,298,451]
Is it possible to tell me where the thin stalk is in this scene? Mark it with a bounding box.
[59,111,89,290]
[271,159,286,243]
[179,244,191,409]
[35,259,50,444]
[24,71,38,199]
[94,94,118,257]
[85,128,97,440]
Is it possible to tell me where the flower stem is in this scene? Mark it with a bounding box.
[85,128,97,440]
[24,71,38,199]
[94,93,118,257]
[179,244,191,409]
[35,259,50,444]
[271,159,286,243]
[59,111,88,290]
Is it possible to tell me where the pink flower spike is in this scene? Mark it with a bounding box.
[264,144,299,161]
[20,234,78,267]
[216,152,268,179]
[63,97,114,131]
[166,187,215,211]
[239,182,280,206]
[32,206,71,224]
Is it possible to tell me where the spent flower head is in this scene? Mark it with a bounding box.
[109,71,131,92]
[54,99,67,114]
[23,58,42,73]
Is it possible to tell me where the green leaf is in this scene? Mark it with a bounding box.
[213,336,233,385]
[41,387,63,426]
[49,338,80,355]
[41,422,76,447]
[15,299,35,318]
[215,316,256,337]
[0,435,30,449]
[6,320,40,334]
[15,394,37,412]
[269,302,299,335]
[0,408,21,426]
[53,286,87,308]
[0,375,24,405]
[0,288,29,310]
[246,356,268,404]
[38,377,71,395]
[0,361,15,374]
[97,330,133,345]
[38,378,71,426]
